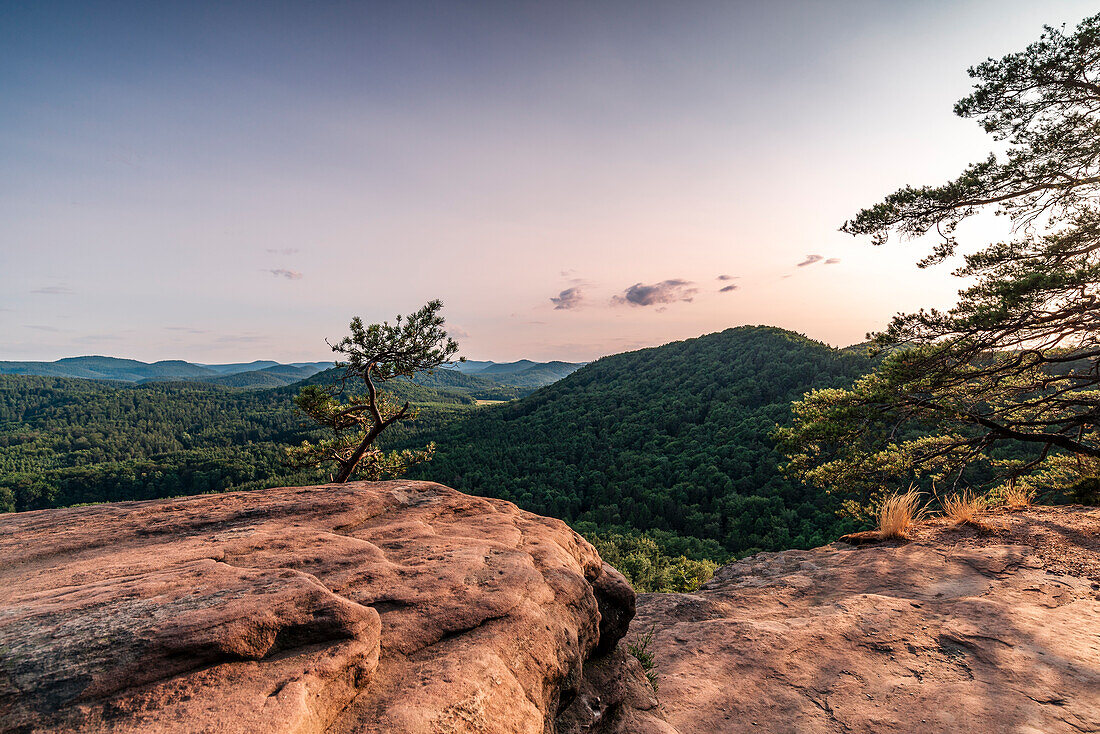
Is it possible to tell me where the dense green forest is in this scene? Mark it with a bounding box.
[0,326,875,573]
[0,375,472,512]
[398,326,875,559]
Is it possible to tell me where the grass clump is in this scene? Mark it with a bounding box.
[626,625,659,693]
[1000,483,1035,510]
[878,488,925,540]
[940,489,994,532]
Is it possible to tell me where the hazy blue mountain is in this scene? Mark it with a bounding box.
[199,371,299,389]
[292,366,525,401]
[198,360,281,375]
[448,360,495,374]
[257,364,325,380]
[469,359,538,376]
[0,361,94,379]
[445,359,585,388]
[288,361,335,371]
[0,357,330,384]
[195,364,329,389]
[0,356,219,382]
[0,356,579,391]
[499,361,586,388]
[405,369,527,400]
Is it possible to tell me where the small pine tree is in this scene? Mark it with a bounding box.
[287,300,461,483]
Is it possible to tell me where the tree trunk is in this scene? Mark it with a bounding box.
[334,425,381,483]
[332,389,410,483]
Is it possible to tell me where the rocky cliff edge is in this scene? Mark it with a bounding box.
[0,482,667,733]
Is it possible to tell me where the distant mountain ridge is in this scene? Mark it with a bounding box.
[0,356,334,387]
[0,355,583,391]
[448,359,586,387]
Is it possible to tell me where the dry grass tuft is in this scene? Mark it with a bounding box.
[1001,483,1035,510]
[941,489,995,532]
[878,489,925,540]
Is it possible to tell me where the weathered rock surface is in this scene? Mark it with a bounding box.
[0,481,665,733]
[632,506,1100,734]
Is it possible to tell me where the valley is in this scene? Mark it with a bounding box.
[0,326,870,568]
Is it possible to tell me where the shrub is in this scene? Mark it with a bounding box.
[586,531,718,593]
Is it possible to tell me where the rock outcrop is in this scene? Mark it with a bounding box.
[6,484,1098,734]
[631,506,1100,734]
[0,482,666,733]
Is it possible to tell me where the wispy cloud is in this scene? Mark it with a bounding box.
[31,285,74,295]
[215,334,267,344]
[24,324,63,332]
[612,279,698,307]
[265,269,303,280]
[266,248,299,255]
[719,284,739,293]
[550,286,585,310]
[74,334,123,343]
[716,274,738,281]
[797,255,824,267]
[165,326,209,335]
[825,257,841,265]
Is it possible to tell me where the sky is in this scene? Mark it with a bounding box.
[2,0,1096,363]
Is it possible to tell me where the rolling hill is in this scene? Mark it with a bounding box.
[0,328,876,563]
[0,369,482,511]
[448,359,586,388]
[0,356,576,391]
[0,356,329,384]
[399,326,875,558]
[0,357,218,382]
[292,366,528,401]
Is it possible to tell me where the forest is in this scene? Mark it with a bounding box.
[398,326,874,559]
[0,325,874,566]
[0,375,469,512]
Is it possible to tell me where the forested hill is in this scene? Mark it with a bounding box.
[0,375,477,512]
[401,326,874,558]
[0,325,875,561]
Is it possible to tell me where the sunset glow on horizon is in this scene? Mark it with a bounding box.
[3,0,1096,362]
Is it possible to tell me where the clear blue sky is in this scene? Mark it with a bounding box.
[2,1,1095,362]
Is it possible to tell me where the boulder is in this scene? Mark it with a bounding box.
[0,482,658,733]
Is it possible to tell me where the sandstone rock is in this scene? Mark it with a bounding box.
[633,506,1100,734]
[0,482,658,733]
[556,648,677,734]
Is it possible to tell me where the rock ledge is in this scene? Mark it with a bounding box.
[633,506,1100,734]
[0,482,665,733]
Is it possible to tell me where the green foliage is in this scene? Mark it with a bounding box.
[584,529,718,593]
[783,15,1100,516]
[1,326,874,568]
[286,386,435,481]
[291,300,461,483]
[399,326,872,557]
[0,374,471,512]
[330,300,460,382]
[404,369,526,401]
[625,625,659,693]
